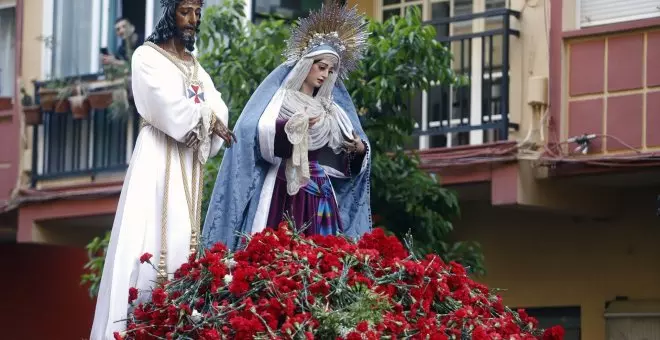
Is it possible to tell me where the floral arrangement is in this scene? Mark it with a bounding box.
[117,222,564,340]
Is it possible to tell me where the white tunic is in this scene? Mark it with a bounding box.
[90,45,229,340]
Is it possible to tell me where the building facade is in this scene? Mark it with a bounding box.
[1,0,660,338]
[350,1,660,339]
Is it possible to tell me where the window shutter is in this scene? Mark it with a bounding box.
[580,0,660,27]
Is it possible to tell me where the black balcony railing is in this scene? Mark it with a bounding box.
[30,74,139,187]
[412,8,520,148]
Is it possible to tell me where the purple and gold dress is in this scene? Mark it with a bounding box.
[265,119,366,236]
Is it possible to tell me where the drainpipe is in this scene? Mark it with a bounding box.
[10,0,25,199]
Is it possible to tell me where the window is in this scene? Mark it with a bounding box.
[579,0,660,28]
[118,0,147,39]
[381,0,505,21]
[524,306,581,340]
[48,0,166,79]
[51,0,100,77]
[0,6,15,97]
[117,0,162,49]
[252,0,326,22]
[380,0,508,148]
[109,0,146,57]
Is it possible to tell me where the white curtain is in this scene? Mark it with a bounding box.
[52,0,95,77]
[151,0,162,29]
[0,7,15,96]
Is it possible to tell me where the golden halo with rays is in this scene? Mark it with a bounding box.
[283,2,369,80]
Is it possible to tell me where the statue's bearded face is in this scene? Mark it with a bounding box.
[175,0,202,50]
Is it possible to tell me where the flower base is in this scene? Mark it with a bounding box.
[118,223,565,340]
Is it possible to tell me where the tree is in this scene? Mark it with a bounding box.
[198,0,484,274]
[82,0,485,298]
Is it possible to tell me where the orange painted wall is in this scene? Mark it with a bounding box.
[347,0,376,18]
[454,195,660,340]
[0,244,95,339]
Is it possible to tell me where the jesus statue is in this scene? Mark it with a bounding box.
[89,0,235,339]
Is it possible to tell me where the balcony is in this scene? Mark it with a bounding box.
[26,74,138,188]
[411,8,520,149]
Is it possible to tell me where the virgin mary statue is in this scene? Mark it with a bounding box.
[203,3,372,250]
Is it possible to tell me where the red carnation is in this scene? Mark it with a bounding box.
[471,325,490,340]
[113,332,123,340]
[198,328,221,340]
[122,226,563,339]
[356,321,369,332]
[139,252,153,264]
[543,325,565,340]
[152,288,167,306]
[430,333,448,340]
[277,220,289,230]
[209,242,228,255]
[128,287,138,304]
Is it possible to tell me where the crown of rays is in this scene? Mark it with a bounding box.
[283,2,369,80]
[160,0,204,7]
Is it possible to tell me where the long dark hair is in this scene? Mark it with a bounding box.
[147,0,202,51]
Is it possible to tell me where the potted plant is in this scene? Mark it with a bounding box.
[53,81,74,113]
[21,87,42,125]
[88,33,135,118]
[37,81,61,111]
[87,63,127,110]
[34,36,65,112]
[108,86,131,121]
[68,83,90,119]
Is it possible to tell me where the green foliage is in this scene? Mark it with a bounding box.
[347,10,482,273]
[346,13,455,151]
[82,1,486,297]
[312,288,391,338]
[199,1,484,274]
[198,0,289,126]
[81,231,111,298]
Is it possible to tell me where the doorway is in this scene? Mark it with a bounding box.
[121,0,147,40]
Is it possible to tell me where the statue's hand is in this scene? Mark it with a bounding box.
[184,131,200,150]
[309,116,321,128]
[305,106,321,128]
[213,119,237,147]
[342,131,366,155]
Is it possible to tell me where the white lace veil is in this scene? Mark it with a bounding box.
[277,47,355,195]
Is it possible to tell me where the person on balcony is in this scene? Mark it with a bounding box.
[101,17,144,66]
[90,0,235,339]
[202,3,372,251]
